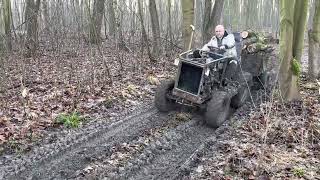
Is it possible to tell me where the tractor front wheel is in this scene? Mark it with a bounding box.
[154,80,176,112]
[204,91,231,128]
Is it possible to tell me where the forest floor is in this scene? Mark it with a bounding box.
[0,40,319,179]
[187,75,320,179]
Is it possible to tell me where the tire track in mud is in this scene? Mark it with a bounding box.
[174,89,268,179]
[3,104,159,179]
[73,115,215,180]
[94,90,264,180]
[3,90,264,180]
[120,119,215,180]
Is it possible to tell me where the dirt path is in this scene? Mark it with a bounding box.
[1,88,262,180]
[4,108,215,179]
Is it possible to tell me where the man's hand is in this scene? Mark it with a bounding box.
[219,45,226,50]
[199,50,209,56]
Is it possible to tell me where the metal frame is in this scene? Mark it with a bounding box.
[169,50,231,106]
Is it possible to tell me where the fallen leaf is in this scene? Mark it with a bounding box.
[196,165,204,173]
[83,166,93,173]
[28,112,39,119]
[127,84,138,95]
[0,134,6,144]
[22,88,28,98]
[302,82,318,90]
[147,75,160,85]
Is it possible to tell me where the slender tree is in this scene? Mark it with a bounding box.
[89,0,106,44]
[42,0,50,32]
[167,0,173,48]
[202,0,212,43]
[149,0,161,58]
[138,0,155,62]
[203,0,224,43]
[25,0,41,57]
[279,0,309,101]
[107,0,116,38]
[2,0,12,51]
[181,0,194,50]
[308,0,320,79]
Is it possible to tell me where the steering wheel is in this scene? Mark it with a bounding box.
[207,46,220,52]
[207,46,226,54]
[199,46,226,57]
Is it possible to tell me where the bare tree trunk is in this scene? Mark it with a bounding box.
[107,0,116,38]
[42,0,50,33]
[210,0,224,31]
[308,0,320,79]
[167,0,173,48]
[181,0,194,50]
[149,0,161,59]
[203,0,224,43]
[138,0,155,62]
[129,1,136,46]
[279,0,309,101]
[117,3,126,50]
[25,0,41,57]
[89,0,106,44]
[202,0,212,44]
[2,0,12,51]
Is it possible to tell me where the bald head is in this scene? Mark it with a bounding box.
[215,25,225,39]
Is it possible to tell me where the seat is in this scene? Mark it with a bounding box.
[232,32,243,61]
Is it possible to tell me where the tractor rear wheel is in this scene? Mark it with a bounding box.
[231,85,250,108]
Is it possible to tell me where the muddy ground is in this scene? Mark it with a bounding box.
[0,40,319,179]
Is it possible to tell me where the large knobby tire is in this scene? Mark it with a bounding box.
[238,71,253,86]
[231,85,250,108]
[154,80,176,112]
[231,71,252,108]
[205,91,231,128]
[260,70,276,90]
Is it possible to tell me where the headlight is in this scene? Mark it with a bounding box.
[174,58,180,66]
[205,67,210,76]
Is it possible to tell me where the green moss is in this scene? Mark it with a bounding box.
[256,42,268,50]
[257,33,266,43]
[293,167,305,178]
[104,97,114,109]
[0,35,5,53]
[291,58,301,76]
[311,31,320,43]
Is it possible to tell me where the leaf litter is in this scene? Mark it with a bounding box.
[189,76,320,179]
[0,43,177,155]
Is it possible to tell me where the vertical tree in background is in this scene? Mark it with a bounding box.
[149,0,161,58]
[107,0,116,38]
[203,0,224,43]
[167,0,173,47]
[138,0,154,62]
[279,0,309,101]
[42,0,50,32]
[89,0,106,44]
[25,0,41,57]
[202,0,212,43]
[308,0,320,79]
[211,0,224,36]
[181,0,194,50]
[2,0,12,51]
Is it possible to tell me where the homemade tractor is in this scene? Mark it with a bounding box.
[154,32,275,128]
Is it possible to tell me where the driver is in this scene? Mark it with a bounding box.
[202,25,237,58]
[196,25,238,82]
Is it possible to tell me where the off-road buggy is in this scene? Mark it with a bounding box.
[154,32,274,128]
